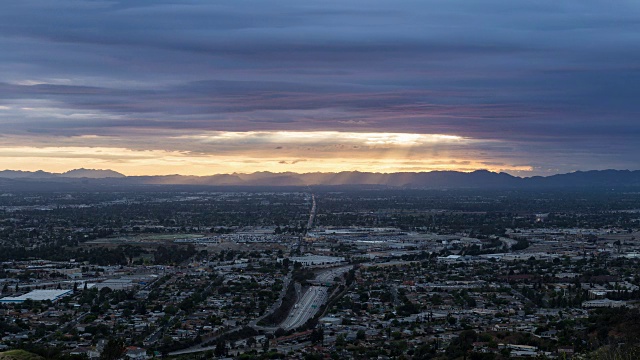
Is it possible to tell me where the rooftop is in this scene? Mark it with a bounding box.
[0,289,73,303]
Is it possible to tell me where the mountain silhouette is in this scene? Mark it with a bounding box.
[1,169,640,190]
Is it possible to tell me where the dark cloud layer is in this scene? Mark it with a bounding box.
[1,0,639,174]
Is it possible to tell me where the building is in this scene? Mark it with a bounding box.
[125,346,148,360]
[582,299,627,308]
[279,254,345,267]
[0,289,73,303]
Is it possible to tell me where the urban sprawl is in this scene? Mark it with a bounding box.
[0,189,639,359]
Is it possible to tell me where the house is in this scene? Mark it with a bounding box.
[125,346,148,360]
[558,346,574,358]
[540,330,558,339]
[70,346,100,360]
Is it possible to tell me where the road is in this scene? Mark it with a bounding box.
[144,310,184,345]
[36,311,89,344]
[170,271,294,355]
[281,285,327,331]
[280,266,351,331]
[306,194,316,231]
[315,266,351,284]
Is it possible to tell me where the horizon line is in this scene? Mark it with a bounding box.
[1,167,637,179]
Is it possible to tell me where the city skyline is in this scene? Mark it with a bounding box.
[1,1,639,176]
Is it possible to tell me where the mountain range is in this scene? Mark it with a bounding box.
[1,168,640,190]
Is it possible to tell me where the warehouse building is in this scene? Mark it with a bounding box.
[0,289,73,303]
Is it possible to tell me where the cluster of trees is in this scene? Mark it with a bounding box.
[273,225,306,235]
[511,239,530,251]
[0,243,199,266]
[257,282,296,326]
[587,308,640,347]
[154,244,197,265]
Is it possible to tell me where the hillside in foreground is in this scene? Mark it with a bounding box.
[0,350,44,360]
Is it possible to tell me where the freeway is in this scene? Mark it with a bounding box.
[315,266,351,284]
[281,285,327,331]
[280,266,351,331]
[170,271,294,355]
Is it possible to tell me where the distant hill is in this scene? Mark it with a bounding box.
[0,350,44,360]
[0,168,124,179]
[62,168,125,178]
[0,169,640,189]
[0,170,57,179]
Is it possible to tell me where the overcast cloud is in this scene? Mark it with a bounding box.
[0,0,639,175]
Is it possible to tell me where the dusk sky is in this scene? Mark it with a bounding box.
[1,0,639,176]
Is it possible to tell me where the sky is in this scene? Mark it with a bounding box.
[1,0,639,176]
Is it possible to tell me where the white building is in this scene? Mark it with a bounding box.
[0,289,73,303]
[582,299,627,308]
[279,254,345,267]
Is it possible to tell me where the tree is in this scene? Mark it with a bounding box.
[614,240,622,254]
[246,336,256,348]
[591,344,640,360]
[311,328,324,344]
[214,339,227,357]
[100,338,125,360]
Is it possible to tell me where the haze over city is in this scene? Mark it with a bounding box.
[1,1,639,176]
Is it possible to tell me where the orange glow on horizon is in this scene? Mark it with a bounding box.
[0,131,534,176]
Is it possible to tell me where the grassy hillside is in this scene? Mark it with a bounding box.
[0,350,44,360]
